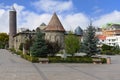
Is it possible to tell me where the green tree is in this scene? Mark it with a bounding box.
[114,45,120,54]
[46,41,61,56]
[101,44,120,55]
[0,33,9,49]
[81,24,98,56]
[65,32,80,56]
[24,39,34,51]
[101,44,112,51]
[19,43,23,50]
[30,31,48,57]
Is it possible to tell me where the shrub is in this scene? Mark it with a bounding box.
[16,50,22,55]
[9,48,16,53]
[31,56,39,63]
[101,58,107,63]
[20,54,39,63]
[102,50,115,55]
[48,56,62,63]
[19,43,23,50]
[48,56,106,63]
[48,56,93,63]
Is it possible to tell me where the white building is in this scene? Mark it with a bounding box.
[105,36,120,47]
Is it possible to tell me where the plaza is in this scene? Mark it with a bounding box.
[0,49,120,80]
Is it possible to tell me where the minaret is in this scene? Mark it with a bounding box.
[9,6,17,49]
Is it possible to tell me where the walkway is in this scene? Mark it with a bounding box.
[0,49,120,80]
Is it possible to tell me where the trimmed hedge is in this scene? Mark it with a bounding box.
[9,49,107,63]
[101,58,107,63]
[9,49,39,63]
[21,54,39,63]
[48,56,106,63]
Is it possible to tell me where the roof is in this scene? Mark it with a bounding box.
[13,31,36,37]
[39,23,47,30]
[102,23,120,29]
[45,12,65,32]
[75,26,83,36]
[97,35,106,40]
[111,24,120,29]
[40,23,46,26]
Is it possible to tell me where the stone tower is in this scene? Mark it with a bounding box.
[45,12,65,49]
[9,6,17,49]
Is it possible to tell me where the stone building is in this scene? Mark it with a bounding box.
[44,13,65,49]
[13,30,36,51]
[9,7,66,51]
[9,7,84,51]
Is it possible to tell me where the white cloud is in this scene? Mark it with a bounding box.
[0,3,10,9]
[0,3,89,33]
[0,9,9,33]
[93,10,120,27]
[60,13,89,31]
[92,6,103,14]
[32,0,73,13]
[1,3,120,34]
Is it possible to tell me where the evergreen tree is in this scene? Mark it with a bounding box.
[19,43,23,50]
[65,32,80,56]
[46,41,61,56]
[30,31,48,57]
[81,23,98,56]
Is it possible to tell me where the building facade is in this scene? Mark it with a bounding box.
[8,6,84,51]
[44,13,65,49]
[102,24,120,37]
[9,10,66,51]
[105,36,120,47]
[97,23,120,47]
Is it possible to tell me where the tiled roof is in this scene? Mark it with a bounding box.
[97,35,106,40]
[45,12,65,32]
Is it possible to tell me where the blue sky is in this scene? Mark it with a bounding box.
[74,0,120,15]
[0,0,120,32]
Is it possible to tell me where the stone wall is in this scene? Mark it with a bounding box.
[45,31,65,49]
[14,34,26,51]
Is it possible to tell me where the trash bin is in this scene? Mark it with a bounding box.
[107,57,111,64]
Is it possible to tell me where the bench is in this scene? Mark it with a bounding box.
[39,58,49,63]
[92,58,102,64]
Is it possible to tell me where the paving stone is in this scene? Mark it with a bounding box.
[0,49,120,80]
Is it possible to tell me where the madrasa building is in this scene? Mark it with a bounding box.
[9,7,83,51]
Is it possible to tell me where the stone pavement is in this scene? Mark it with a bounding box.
[0,49,120,80]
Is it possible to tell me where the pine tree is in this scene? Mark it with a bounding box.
[46,41,61,56]
[81,23,98,56]
[30,31,48,57]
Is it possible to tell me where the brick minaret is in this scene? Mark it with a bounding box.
[9,6,17,49]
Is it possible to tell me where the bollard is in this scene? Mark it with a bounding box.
[107,57,111,64]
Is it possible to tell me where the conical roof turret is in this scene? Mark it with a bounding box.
[75,26,83,36]
[45,12,65,32]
